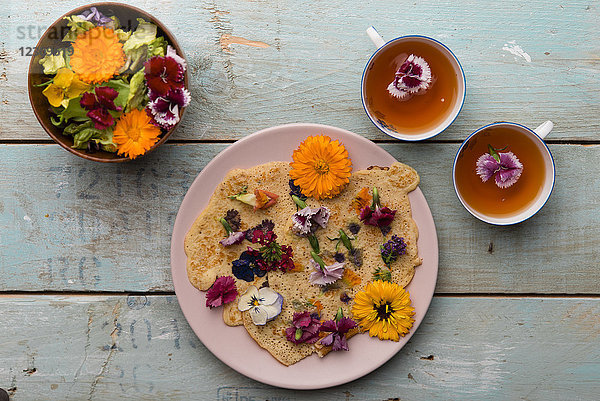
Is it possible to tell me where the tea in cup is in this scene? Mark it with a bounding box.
[453,121,555,225]
[361,27,466,141]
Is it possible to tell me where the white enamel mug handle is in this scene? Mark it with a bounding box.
[534,120,553,139]
[366,26,386,49]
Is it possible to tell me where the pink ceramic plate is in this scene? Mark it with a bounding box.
[170,123,438,389]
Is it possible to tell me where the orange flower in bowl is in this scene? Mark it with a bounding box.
[113,109,161,159]
[289,135,352,200]
[70,26,125,84]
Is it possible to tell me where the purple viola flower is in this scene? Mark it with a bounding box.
[285,311,321,345]
[319,316,357,351]
[292,206,330,236]
[476,149,524,189]
[387,54,432,100]
[308,255,344,286]
[77,7,113,26]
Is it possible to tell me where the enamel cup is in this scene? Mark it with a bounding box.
[453,121,555,225]
[361,27,466,141]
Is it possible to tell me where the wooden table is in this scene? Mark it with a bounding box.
[1,0,599,399]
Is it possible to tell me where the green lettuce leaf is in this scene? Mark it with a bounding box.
[51,95,89,126]
[115,28,131,42]
[120,46,147,74]
[64,121,117,151]
[126,69,147,112]
[122,19,157,52]
[39,50,67,74]
[97,130,118,152]
[105,79,130,109]
[147,36,166,58]
[62,15,95,42]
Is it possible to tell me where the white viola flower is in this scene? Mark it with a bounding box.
[238,285,283,325]
[387,54,432,100]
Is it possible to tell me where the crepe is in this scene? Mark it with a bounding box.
[184,161,421,365]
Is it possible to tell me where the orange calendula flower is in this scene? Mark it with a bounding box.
[289,135,352,200]
[352,187,372,216]
[352,280,415,341]
[70,26,125,84]
[113,109,161,159]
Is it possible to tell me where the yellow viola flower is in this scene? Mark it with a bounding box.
[42,67,90,108]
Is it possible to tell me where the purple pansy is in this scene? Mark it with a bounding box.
[387,54,432,100]
[476,151,523,189]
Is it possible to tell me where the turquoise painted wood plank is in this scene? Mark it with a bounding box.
[0,295,598,400]
[0,0,598,141]
[1,143,599,293]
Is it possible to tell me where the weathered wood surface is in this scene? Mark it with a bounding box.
[1,143,599,294]
[1,0,599,398]
[0,295,598,400]
[1,0,599,141]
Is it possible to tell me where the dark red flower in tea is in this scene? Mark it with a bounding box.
[387,54,432,100]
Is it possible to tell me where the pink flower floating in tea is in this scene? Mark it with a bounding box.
[476,145,524,189]
[387,54,432,100]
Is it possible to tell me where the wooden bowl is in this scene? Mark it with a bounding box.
[27,2,188,162]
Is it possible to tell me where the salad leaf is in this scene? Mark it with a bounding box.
[115,28,131,42]
[62,15,95,42]
[97,130,118,152]
[105,78,130,109]
[122,19,157,52]
[51,96,89,126]
[126,69,147,112]
[64,120,117,151]
[123,46,147,74]
[147,36,166,58]
[39,50,67,74]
